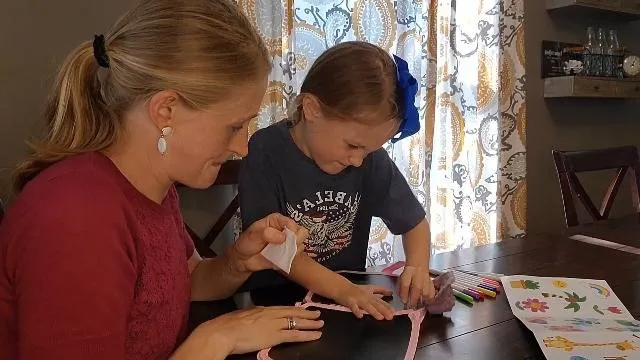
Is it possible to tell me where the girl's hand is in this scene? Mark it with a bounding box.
[334,283,395,320]
[398,265,436,309]
[174,306,323,359]
[231,213,309,273]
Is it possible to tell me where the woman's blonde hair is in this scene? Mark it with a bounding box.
[13,0,269,193]
[288,41,400,126]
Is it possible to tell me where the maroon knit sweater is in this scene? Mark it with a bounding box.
[0,152,195,359]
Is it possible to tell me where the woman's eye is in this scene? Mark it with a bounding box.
[231,125,243,133]
[347,144,359,150]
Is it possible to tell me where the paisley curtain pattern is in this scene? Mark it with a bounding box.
[234,0,526,267]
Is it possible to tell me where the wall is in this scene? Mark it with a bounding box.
[525,1,640,234]
[0,0,229,241]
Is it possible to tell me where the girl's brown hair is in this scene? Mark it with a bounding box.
[13,0,269,193]
[289,41,400,126]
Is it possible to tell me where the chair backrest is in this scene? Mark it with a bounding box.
[552,145,640,227]
[183,159,241,257]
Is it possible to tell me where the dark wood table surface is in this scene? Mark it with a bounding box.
[229,219,640,359]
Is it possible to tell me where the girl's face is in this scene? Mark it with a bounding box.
[299,96,399,175]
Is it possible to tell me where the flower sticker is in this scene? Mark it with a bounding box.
[521,298,549,313]
[552,280,568,288]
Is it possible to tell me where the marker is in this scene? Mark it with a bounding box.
[454,279,497,298]
[452,289,474,305]
[452,284,483,301]
[454,276,499,294]
[458,270,503,287]
[454,271,502,291]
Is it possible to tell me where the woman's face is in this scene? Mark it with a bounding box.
[162,77,268,188]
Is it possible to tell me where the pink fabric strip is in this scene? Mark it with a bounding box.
[256,302,426,360]
[302,270,399,303]
[382,261,406,275]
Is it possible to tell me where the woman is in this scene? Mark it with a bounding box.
[0,1,323,359]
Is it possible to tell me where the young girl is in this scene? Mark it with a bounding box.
[239,41,435,320]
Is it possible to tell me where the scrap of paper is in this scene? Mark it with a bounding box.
[570,234,640,255]
[261,227,298,273]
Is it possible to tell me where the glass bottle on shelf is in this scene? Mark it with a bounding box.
[584,27,596,77]
[595,27,607,77]
[607,29,622,78]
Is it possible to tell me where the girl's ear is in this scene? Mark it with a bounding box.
[301,95,323,123]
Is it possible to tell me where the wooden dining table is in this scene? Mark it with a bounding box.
[228,218,640,359]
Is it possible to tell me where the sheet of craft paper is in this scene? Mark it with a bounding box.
[503,276,632,320]
[533,331,640,360]
[501,275,640,360]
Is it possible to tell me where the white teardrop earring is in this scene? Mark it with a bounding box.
[157,126,172,155]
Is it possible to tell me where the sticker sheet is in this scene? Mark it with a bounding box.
[502,275,639,360]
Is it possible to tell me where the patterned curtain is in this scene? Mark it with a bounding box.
[235,0,526,267]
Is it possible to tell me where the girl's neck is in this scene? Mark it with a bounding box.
[289,120,313,159]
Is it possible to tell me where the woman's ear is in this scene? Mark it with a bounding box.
[147,90,181,129]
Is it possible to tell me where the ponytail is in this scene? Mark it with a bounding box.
[13,42,118,193]
[12,0,270,193]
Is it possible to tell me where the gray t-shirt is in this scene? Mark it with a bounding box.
[239,121,425,304]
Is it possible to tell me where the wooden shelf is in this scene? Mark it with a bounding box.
[547,0,640,20]
[544,76,640,98]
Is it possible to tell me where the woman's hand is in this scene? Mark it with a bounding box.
[230,213,309,273]
[398,265,436,309]
[174,306,323,358]
[334,283,395,320]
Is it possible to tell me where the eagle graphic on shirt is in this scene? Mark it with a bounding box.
[286,191,360,262]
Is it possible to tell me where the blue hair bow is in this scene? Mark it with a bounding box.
[391,54,420,144]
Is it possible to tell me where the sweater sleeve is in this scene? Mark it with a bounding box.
[6,178,137,359]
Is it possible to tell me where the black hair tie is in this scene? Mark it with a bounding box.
[92,34,110,68]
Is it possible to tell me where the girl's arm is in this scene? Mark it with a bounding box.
[287,253,395,320]
[401,218,430,268]
[365,149,434,307]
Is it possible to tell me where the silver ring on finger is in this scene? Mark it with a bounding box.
[287,317,297,330]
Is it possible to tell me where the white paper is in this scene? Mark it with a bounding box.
[570,234,640,255]
[501,275,640,359]
[261,228,298,273]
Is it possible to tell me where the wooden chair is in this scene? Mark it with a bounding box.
[552,145,640,227]
[181,160,242,333]
[181,159,241,258]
